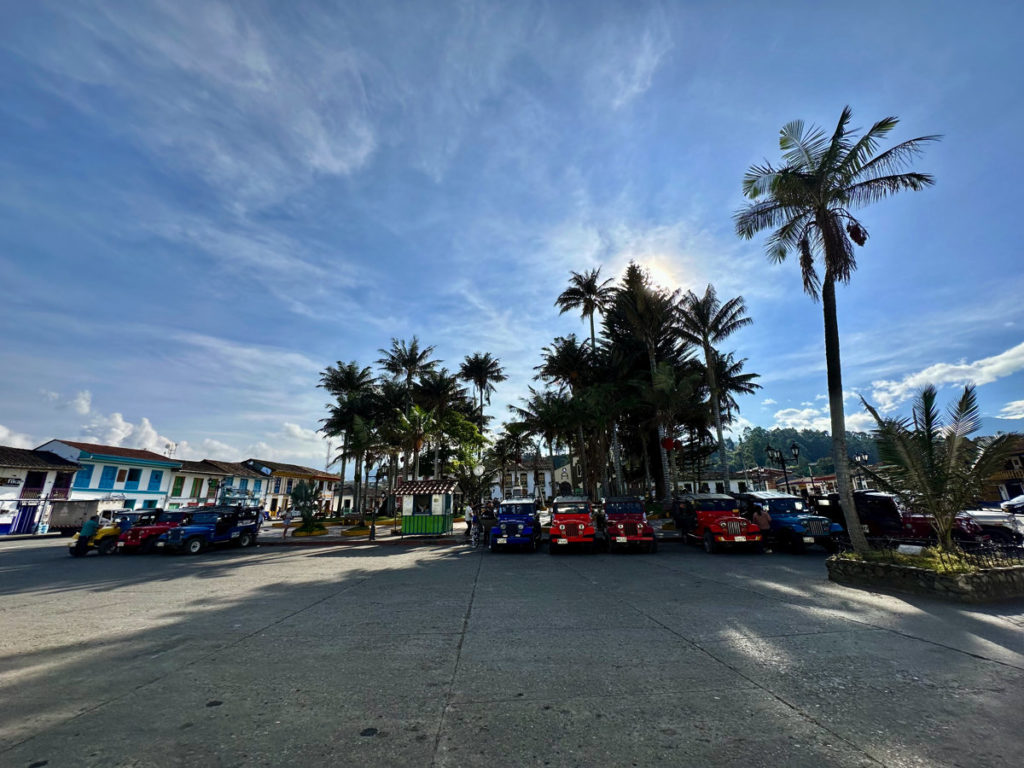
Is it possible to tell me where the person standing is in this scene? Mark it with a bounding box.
[752,503,773,552]
[281,509,293,539]
[75,515,100,556]
[464,503,474,537]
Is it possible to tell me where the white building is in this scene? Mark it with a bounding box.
[166,460,270,509]
[37,440,181,510]
[0,445,80,535]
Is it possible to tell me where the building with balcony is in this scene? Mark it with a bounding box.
[0,445,80,535]
[244,458,338,515]
[36,440,181,510]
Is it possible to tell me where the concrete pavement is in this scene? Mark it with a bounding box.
[0,537,1021,767]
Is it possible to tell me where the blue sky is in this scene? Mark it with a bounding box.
[1,0,1022,468]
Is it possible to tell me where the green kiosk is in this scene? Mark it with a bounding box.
[395,479,457,536]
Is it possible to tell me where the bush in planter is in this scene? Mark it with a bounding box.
[290,481,325,535]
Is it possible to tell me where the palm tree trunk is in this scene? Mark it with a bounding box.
[547,438,555,499]
[704,344,730,490]
[433,438,440,479]
[361,459,371,522]
[641,436,653,497]
[339,432,349,513]
[611,424,625,495]
[822,276,869,553]
[353,452,363,522]
[648,350,671,500]
[576,424,590,498]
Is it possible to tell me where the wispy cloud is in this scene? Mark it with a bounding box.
[0,424,34,449]
[999,400,1024,420]
[868,341,1024,412]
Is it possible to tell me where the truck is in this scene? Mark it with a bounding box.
[674,493,764,554]
[158,506,261,554]
[736,491,840,553]
[47,499,131,536]
[117,508,196,553]
[548,496,597,554]
[602,496,657,553]
[489,498,542,552]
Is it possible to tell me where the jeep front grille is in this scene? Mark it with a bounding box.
[725,520,746,536]
[805,519,829,536]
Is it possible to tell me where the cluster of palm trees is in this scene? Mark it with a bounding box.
[494,263,760,503]
[319,339,506,518]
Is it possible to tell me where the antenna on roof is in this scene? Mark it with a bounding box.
[165,442,176,458]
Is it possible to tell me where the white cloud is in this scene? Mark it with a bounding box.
[607,27,673,109]
[761,398,777,406]
[815,394,827,401]
[70,390,92,415]
[869,341,1024,412]
[999,400,1024,420]
[0,424,34,449]
[773,407,831,431]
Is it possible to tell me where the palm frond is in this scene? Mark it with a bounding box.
[798,235,821,299]
[844,173,936,208]
[851,134,941,181]
[779,119,828,170]
[741,162,780,198]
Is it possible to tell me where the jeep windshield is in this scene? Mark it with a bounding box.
[766,498,805,515]
[554,504,589,515]
[691,499,735,511]
[499,503,536,516]
[190,512,221,524]
[605,501,644,516]
[159,511,191,524]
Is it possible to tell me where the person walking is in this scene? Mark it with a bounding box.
[281,509,293,539]
[464,503,474,537]
[75,515,100,556]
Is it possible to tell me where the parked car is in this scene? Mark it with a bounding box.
[117,509,196,553]
[814,491,989,545]
[1001,494,1024,515]
[674,493,763,554]
[602,496,657,553]
[548,496,597,554]
[737,491,840,553]
[490,498,542,552]
[962,508,1023,546]
[66,511,144,556]
[158,506,261,554]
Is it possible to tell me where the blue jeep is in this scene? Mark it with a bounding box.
[158,506,261,555]
[489,499,542,552]
[738,491,841,553]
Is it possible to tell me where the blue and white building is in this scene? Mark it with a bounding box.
[37,440,181,510]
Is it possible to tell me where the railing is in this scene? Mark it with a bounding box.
[50,488,70,500]
[20,488,43,500]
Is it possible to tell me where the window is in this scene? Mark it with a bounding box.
[208,478,219,498]
[190,478,204,498]
[99,466,118,489]
[168,503,180,510]
[239,478,249,491]
[273,478,281,494]
[123,499,136,509]
[142,500,157,509]
[116,469,128,483]
[171,476,185,497]
[254,479,262,494]
[286,479,293,494]
[125,468,142,490]
[148,470,163,491]
[73,465,94,489]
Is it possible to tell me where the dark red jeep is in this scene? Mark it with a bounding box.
[117,508,196,553]
[673,493,763,554]
[602,496,657,553]
[548,496,597,554]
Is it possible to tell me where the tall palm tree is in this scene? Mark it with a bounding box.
[555,267,615,352]
[536,334,594,496]
[612,263,680,499]
[458,352,507,431]
[416,368,468,478]
[377,337,439,412]
[320,361,375,501]
[396,405,436,479]
[735,107,938,552]
[511,387,571,499]
[861,385,1020,551]
[678,285,754,489]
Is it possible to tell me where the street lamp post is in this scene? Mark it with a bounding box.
[852,452,869,490]
[766,443,800,495]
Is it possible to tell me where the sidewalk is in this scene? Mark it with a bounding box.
[0,532,63,542]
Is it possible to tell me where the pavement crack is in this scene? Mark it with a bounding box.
[430,548,483,767]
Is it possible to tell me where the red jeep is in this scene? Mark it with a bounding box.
[602,496,657,553]
[117,508,196,553]
[673,493,763,554]
[548,496,597,554]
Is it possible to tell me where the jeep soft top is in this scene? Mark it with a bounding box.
[604,496,645,516]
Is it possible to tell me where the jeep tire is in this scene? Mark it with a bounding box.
[703,530,719,554]
[97,538,117,556]
[238,531,254,548]
[186,537,205,555]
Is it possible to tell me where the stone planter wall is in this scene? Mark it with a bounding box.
[827,557,1024,603]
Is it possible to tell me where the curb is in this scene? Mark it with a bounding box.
[256,536,463,548]
[0,532,64,542]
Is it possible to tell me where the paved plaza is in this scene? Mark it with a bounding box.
[1,538,1022,767]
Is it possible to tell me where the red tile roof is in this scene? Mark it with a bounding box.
[58,440,181,465]
[0,446,80,470]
